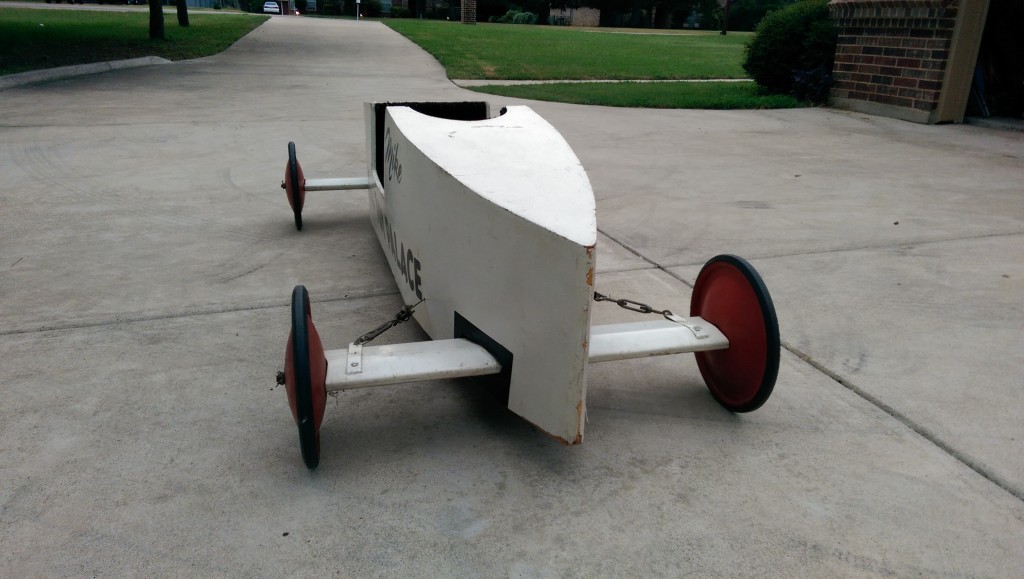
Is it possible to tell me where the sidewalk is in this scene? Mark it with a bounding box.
[1,15,1022,576]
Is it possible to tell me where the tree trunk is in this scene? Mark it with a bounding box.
[177,0,190,26]
[149,0,165,39]
[536,2,549,25]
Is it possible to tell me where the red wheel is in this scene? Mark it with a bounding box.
[691,255,779,413]
[284,285,328,469]
[283,142,306,231]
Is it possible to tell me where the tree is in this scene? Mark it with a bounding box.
[177,0,190,26]
[149,0,165,40]
[728,0,794,31]
[693,0,720,29]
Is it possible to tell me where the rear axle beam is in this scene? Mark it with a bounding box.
[324,318,729,392]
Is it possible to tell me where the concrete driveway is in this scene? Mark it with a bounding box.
[1,16,1022,575]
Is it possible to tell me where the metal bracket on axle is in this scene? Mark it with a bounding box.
[663,313,715,341]
[345,342,364,375]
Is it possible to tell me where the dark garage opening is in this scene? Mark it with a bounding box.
[969,0,1024,120]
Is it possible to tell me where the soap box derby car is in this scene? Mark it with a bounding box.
[279,101,779,469]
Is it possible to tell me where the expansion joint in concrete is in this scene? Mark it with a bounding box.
[597,227,667,271]
[784,340,1024,504]
[0,287,401,337]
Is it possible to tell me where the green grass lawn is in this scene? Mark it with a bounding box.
[384,20,805,109]
[473,81,803,109]
[384,20,751,80]
[0,8,267,75]
[1,12,801,110]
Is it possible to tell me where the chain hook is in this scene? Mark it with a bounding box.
[594,291,679,321]
[353,299,424,345]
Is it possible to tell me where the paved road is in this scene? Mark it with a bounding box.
[1,16,1023,575]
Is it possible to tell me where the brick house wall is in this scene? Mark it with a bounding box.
[829,0,960,123]
[461,0,476,23]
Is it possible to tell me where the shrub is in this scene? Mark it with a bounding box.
[743,0,837,103]
[512,10,536,23]
[490,9,537,24]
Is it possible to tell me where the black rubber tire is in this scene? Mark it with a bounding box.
[288,141,303,231]
[291,285,319,469]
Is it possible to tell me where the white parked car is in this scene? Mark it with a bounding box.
[263,1,281,13]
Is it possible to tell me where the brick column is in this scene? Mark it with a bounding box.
[829,0,959,123]
[461,0,476,23]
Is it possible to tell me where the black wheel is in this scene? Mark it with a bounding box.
[284,142,305,231]
[284,285,327,469]
[690,255,780,413]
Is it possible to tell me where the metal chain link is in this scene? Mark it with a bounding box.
[593,291,682,322]
[353,299,424,345]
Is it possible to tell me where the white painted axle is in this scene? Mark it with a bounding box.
[323,318,728,392]
[588,318,728,363]
[305,177,370,191]
[325,338,501,391]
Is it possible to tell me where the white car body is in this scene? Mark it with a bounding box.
[364,103,597,444]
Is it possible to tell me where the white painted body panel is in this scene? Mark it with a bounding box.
[363,104,596,444]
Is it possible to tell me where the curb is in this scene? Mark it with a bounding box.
[0,56,172,91]
[452,78,754,87]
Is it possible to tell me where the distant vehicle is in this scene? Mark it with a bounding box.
[263,1,281,13]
